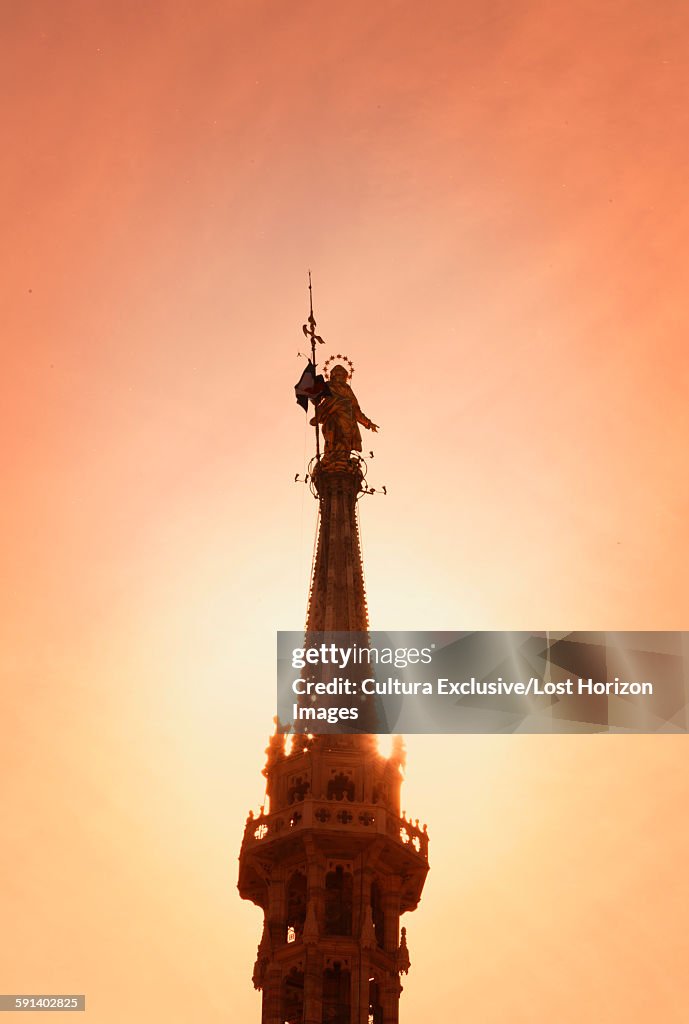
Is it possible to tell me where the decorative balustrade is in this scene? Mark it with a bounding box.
[242,800,429,862]
[395,816,428,858]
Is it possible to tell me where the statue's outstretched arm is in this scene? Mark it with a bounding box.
[356,408,379,432]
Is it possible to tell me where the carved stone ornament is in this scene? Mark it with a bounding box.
[252,919,271,990]
[302,897,320,946]
[398,926,411,975]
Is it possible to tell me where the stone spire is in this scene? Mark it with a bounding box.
[306,458,368,634]
[237,296,429,1024]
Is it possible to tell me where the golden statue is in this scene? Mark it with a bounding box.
[310,365,378,466]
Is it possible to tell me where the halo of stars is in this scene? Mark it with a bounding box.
[323,353,355,379]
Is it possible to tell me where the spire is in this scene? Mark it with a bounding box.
[306,459,369,632]
[237,286,429,1024]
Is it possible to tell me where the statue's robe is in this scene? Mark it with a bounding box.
[311,381,373,456]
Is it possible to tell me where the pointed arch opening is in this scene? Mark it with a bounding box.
[324,865,353,936]
[283,966,304,1024]
[286,870,307,943]
[370,880,385,949]
[368,977,383,1024]
[322,963,351,1024]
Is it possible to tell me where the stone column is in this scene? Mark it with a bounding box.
[267,868,287,948]
[381,976,402,1024]
[261,962,281,1024]
[382,882,401,956]
[351,949,373,1024]
[303,946,322,1024]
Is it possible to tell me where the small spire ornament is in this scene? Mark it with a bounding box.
[398,926,411,975]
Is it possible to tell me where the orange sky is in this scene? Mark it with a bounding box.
[2,2,689,1021]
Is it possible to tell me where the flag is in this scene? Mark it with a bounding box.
[294,361,330,411]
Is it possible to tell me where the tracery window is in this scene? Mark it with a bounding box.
[288,774,310,804]
[327,771,354,802]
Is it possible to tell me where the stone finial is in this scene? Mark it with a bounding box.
[398,926,411,975]
[263,718,285,775]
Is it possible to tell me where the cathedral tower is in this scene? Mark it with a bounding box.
[238,291,429,1023]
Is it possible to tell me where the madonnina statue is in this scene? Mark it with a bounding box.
[310,364,379,467]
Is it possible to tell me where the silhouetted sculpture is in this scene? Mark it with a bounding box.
[311,365,378,467]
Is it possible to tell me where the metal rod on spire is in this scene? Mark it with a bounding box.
[305,270,321,462]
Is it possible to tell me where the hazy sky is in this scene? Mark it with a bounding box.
[2,2,689,1021]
